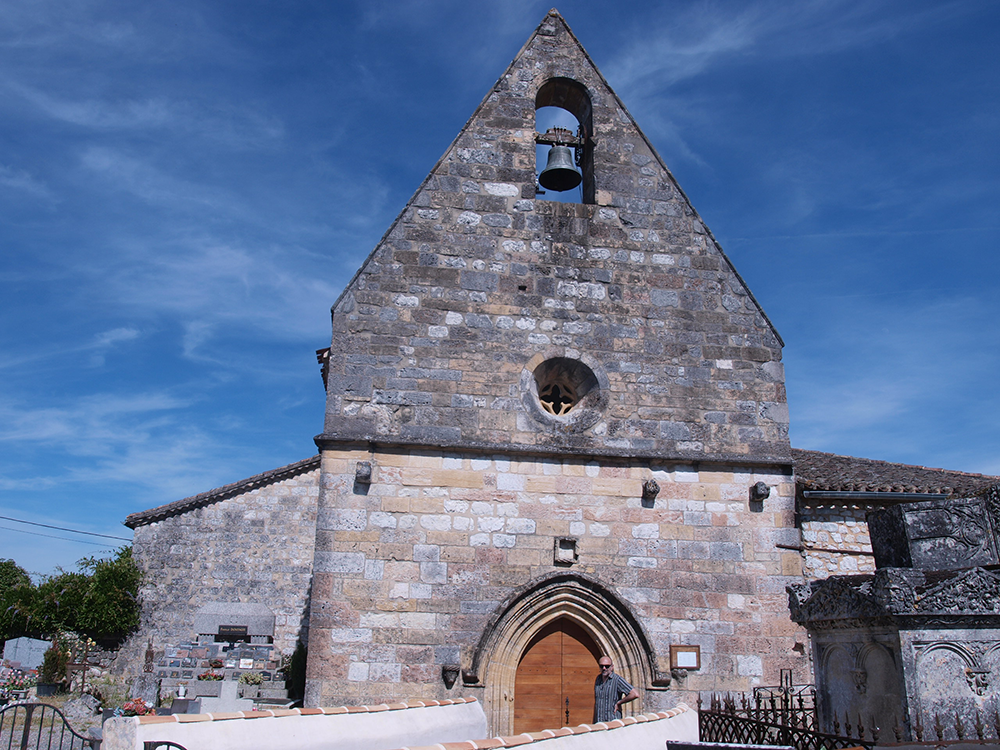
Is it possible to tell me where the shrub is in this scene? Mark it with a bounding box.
[39,640,69,686]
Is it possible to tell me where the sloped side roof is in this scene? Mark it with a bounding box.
[124,455,320,528]
[792,448,998,496]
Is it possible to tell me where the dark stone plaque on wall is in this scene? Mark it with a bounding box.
[868,497,1000,571]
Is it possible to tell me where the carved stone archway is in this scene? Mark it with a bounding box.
[467,572,661,735]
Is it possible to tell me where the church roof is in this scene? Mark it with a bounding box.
[123,454,320,528]
[792,448,998,497]
[123,447,998,529]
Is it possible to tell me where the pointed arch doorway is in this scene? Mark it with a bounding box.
[470,573,660,735]
[513,617,600,733]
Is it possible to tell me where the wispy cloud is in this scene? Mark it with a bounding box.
[80,147,239,211]
[0,327,140,371]
[787,294,1000,473]
[0,391,188,445]
[602,0,984,164]
[93,238,340,350]
[0,386,266,509]
[0,162,51,197]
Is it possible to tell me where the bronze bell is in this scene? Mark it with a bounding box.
[538,145,582,192]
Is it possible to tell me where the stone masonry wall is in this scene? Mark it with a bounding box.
[322,12,790,462]
[132,467,320,658]
[799,502,876,578]
[307,445,810,713]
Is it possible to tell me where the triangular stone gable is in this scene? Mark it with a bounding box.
[321,10,789,462]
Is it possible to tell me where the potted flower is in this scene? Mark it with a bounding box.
[237,671,263,698]
[37,641,68,696]
[196,670,224,681]
[1,670,36,702]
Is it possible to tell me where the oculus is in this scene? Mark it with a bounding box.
[521,353,608,433]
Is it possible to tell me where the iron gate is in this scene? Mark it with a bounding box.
[0,702,99,750]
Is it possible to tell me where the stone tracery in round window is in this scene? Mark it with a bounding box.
[539,380,578,415]
[533,357,597,418]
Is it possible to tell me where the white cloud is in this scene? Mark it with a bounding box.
[80,147,240,211]
[0,163,52,198]
[0,392,190,445]
[786,294,1000,472]
[96,238,341,351]
[0,327,140,371]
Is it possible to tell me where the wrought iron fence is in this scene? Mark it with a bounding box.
[699,694,878,750]
[751,670,818,732]
[0,702,100,750]
[909,708,1000,743]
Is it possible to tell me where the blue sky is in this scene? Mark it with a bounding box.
[1,0,998,576]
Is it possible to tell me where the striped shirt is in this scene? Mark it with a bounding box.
[593,672,634,722]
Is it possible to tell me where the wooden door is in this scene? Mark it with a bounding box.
[513,618,601,733]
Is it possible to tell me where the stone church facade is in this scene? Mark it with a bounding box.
[124,11,998,736]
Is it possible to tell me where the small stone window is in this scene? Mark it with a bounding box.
[521,354,607,433]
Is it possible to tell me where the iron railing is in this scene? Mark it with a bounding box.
[0,702,100,750]
[699,694,877,750]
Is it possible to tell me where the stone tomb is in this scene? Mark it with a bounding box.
[156,602,290,711]
[789,488,1000,741]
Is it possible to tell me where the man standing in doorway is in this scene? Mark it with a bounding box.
[594,655,639,722]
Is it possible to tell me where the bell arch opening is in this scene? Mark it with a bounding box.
[535,77,594,204]
[468,572,660,735]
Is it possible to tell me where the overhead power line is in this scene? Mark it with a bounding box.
[0,524,116,547]
[0,514,131,542]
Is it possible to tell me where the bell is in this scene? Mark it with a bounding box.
[538,145,582,192]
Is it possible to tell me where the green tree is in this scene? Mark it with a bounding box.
[0,547,141,646]
[77,547,142,640]
[0,560,34,649]
[0,559,30,593]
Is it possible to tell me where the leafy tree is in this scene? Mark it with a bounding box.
[0,560,33,651]
[0,547,141,646]
[77,547,142,640]
[0,559,30,594]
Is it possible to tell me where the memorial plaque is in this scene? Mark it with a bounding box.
[218,625,249,642]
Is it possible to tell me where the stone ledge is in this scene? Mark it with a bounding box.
[391,704,691,750]
[132,696,480,725]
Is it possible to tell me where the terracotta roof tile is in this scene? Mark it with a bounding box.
[792,448,998,497]
[124,455,319,528]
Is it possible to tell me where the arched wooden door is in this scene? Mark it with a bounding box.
[513,618,601,733]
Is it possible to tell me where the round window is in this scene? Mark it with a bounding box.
[522,355,607,433]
